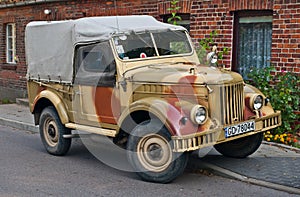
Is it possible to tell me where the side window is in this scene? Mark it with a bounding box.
[75,41,116,87]
[79,43,114,73]
[83,51,105,72]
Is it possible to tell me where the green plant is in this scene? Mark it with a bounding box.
[167,0,182,25]
[1,98,11,104]
[197,30,229,64]
[246,67,300,147]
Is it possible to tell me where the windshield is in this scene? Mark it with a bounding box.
[113,30,192,60]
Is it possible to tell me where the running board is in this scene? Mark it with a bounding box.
[64,123,117,138]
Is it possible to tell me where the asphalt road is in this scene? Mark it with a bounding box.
[0,125,296,197]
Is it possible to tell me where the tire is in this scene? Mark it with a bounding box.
[214,133,263,158]
[127,120,188,183]
[39,106,71,156]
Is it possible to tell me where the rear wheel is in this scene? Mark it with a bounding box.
[127,120,188,183]
[214,133,263,158]
[39,106,71,156]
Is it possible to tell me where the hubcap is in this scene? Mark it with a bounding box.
[43,117,59,147]
[137,134,172,172]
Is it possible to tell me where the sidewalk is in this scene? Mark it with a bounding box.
[0,103,38,133]
[0,103,299,194]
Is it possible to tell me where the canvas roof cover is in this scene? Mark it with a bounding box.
[25,15,186,84]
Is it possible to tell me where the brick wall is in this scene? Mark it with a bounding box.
[189,0,300,73]
[0,0,299,100]
[189,0,233,67]
[189,0,274,68]
[0,7,33,92]
[272,0,300,73]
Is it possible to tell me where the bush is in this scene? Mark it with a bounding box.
[246,67,300,147]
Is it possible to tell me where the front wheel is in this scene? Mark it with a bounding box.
[127,120,188,183]
[39,106,71,156]
[214,133,263,158]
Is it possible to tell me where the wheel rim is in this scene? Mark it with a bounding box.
[43,117,59,147]
[137,134,172,172]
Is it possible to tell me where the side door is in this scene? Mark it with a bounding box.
[73,41,120,127]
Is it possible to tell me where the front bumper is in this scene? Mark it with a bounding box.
[172,111,281,152]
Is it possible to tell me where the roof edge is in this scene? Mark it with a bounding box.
[0,0,67,9]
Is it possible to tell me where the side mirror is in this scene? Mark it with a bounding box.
[207,51,218,66]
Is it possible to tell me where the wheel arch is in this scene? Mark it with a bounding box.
[115,98,183,144]
[32,90,69,125]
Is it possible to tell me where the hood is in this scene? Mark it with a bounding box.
[126,63,244,85]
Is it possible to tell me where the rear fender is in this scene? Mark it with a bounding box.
[33,90,69,125]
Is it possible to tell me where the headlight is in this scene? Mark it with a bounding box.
[250,94,264,110]
[191,105,207,124]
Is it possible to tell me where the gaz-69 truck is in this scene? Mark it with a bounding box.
[26,16,281,183]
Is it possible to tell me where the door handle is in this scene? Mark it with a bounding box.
[75,91,82,95]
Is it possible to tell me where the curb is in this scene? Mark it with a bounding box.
[0,117,38,133]
[262,141,300,153]
[188,157,300,195]
[15,98,29,107]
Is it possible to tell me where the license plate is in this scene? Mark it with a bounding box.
[224,121,255,138]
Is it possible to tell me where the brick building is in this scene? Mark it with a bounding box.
[0,0,299,100]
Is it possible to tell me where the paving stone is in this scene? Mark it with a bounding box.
[201,155,300,189]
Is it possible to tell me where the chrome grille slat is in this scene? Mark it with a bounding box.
[221,83,244,125]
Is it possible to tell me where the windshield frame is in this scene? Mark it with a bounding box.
[111,30,194,62]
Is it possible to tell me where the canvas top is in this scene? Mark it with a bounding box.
[27,15,185,44]
[25,15,186,84]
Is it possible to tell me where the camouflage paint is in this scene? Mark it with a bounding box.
[92,87,120,124]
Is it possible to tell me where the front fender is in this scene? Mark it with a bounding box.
[118,97,200,136]
[33,90,69,124]
[244,83,265,95]
[244,84,276,117]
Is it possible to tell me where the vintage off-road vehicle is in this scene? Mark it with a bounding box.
[26,16,281,183]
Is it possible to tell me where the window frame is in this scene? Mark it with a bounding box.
[6,23,16,64]
[232,10,273,73]
[74,41,116,87]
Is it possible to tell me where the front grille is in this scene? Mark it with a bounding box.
[220,83,244,125]
[209,83,244,125]
[172,111,281,152]
[172,129,220,152]
[261,112,281,131]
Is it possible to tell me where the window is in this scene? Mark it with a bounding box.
[152,31,192,55]
[75,41,116,87]
[162,14,190,32]
[6,23,16,64]
[113,30,192,60]
[78,42,115,73]
[233,11,273,78]
[114,32,157,59]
